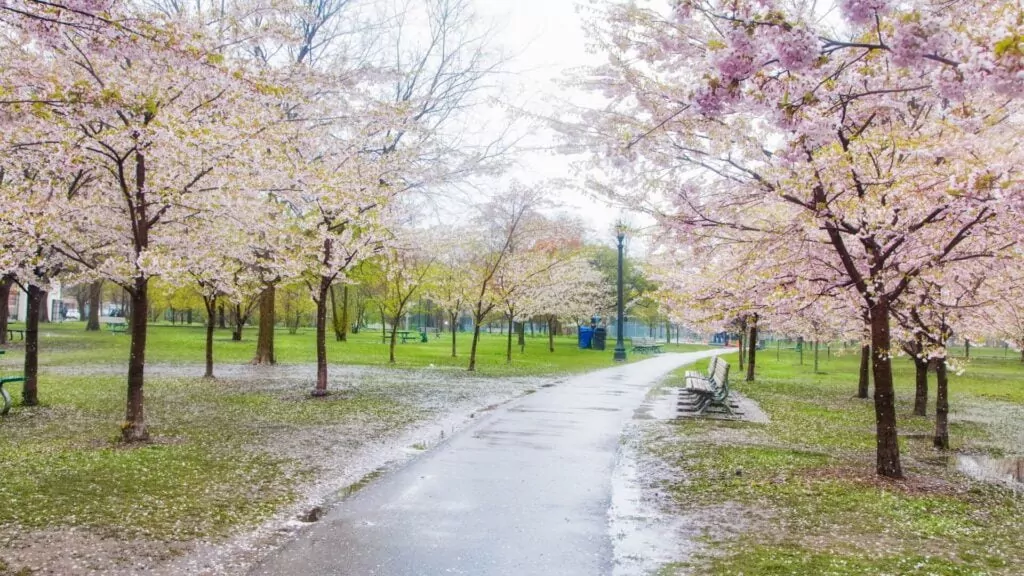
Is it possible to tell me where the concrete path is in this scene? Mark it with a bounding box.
[250,351,721,576]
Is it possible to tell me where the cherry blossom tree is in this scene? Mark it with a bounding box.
[566,0,1024,478]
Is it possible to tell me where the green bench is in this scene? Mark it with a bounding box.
[107,322,127,334]
[631,337,662,354]
[0,350,24,416]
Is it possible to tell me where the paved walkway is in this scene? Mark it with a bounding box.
[250,351,721,576]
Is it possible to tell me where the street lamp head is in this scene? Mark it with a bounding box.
[614,221,627,242]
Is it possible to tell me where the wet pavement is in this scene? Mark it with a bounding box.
[250,351,720,576]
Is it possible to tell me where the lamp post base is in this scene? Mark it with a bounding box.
[613,347,627,362]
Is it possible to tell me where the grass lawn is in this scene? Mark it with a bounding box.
[651,345,1024,576]
[0,320,706,375]
[0,320,708,573]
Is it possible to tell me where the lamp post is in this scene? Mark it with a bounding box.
[613,223,627,362]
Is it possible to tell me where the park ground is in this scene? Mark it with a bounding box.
[638,345,1024,576]
[1,325,1023,575]
[0,321,704,575]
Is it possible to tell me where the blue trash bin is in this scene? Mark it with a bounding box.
[578,326,594,349]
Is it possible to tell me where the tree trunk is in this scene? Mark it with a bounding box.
[870,298,902,478]
[746,318,757,382]
[313,279,330,395]
[203,295,216,379]
[123,279,150,442]
[797,336,803,365]
[330,285,343,342]
[389,321,398,364]
[506,315,513,363]
[86,280,102,331]
[964,339,970,359]
[814,340,820,373]
[340,285,349,342]
[934,358,949,449]
[548,315,555,353]
[468,319,482,371]
[0,276,11,345]
[913,357,929,416]
[231,303,244,341]
[36,290,49,323]
[517,321,525,353]
[218,303,226,329]
[450,311,458,358]
[21,285,44,406]
[857,345,871,399]
[252,285,276,365]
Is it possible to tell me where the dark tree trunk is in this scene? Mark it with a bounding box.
[340,285,349,342]
[38,291,49,323]
[964,339,970,359]
[0,276,11,345]
[468,319,482,371]
[506,315,513,363]
[252,285,276,365]
[231,303,244,341]
[123,278,150,442]
[913,357,929,417]
[389,321,398,364]
[218,303,226,329]
[548,315,555,353]
[313,279,330,395]
[517,321,525,353]
[22,285,44,406]
[798,337,804,365]
[814,340,820,373]
[738,332,745,371]
[203,294,216,379]
[746,317,757,382]
[330,285,343,342]
[857,345,871,399]
[870,298,902,478]
[86,281,102,331]
[934,358,949,449]
[450,311,458,358]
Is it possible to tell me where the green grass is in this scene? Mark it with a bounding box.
[0,321,706,376]
[653,346,1024,576]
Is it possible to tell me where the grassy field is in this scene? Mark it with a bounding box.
[652,345,1024,576]
[0,320,707,573]
[0,320,704,375]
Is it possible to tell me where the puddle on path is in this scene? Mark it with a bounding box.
[954,455,1024,490]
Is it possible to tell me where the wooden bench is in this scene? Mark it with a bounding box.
[0,350,24,416]
[681,357,735,415]
[6,328,25,342]
[106,322,127,335]
[631,337,662,354]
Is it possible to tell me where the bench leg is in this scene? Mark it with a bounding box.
[1,385,10,416]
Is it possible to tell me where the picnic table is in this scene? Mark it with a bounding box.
[6,328,24,342]
[631,337,663,354]
[106,321,127,335]
[397,330,418,344]
[0,349,25,416]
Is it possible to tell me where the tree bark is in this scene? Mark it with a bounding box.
[857,345,871,399]
[517,321,525,353]
[252,285,276,365]
[86,280,102,331]
[330,285,343,341]
[340,285,349,342]
[450,311,458,358]
[313,279,330,395]
[797,336,803,365]
[548,315,555,353]
[913,357,929,417]
[389,321,398,364]
[870,298,902,478]
[814,340,820,373]
[934,358,949,449]
[964,339,970,360]
[746,316,757,382]
[22,285,43,406]
[218,303,226,329]
[0,276,11,345]
[506,315,513,363]
[203,294,216,379]
[123,278,150,442]
[232,303,244,341]
[738,332,745,371]
[468,320,482,371]
[38,290,49,323]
